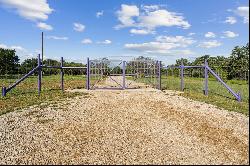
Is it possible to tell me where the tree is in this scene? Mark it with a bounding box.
[20,58,38,74]
[227,43,249,80]
[0,48,19,75]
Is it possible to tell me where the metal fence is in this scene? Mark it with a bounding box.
[1,55,248,103]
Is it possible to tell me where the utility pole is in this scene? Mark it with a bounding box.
[41,32,44,78]
[42,32,44,64]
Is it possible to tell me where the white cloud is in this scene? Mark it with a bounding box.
[130,28,155,35]
[36,22,53,30]
[73,22,85,32]
[198,40,222,48]
[155,36,196,46]
[96,11,103,18]
[188,32,195,36]
[0,44,7,49]
[10,45,25,51]
[97,40,112,44]
[235,6,249,23]
[81,38,93,44]
[222,31,239,38]
[141,5,160,12]
[224,16,237,24]
[116,4,139,28]
[0,43,25,51]
[125,42,179,52]
[205,32,216,38]
[46,36,68,40]
[115,4,190,31]
[0,0,53,21]
[139,9,191,29]
[124,35,195,54]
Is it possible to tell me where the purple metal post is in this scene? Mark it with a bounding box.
[207,66,241,101]
[204,59,208,95]
[2,87,6,97]
[122,61,126,89]
[61,57,64,92]
[38,54,42,95]
[158,61,162,90]
[180,61,184,91]
[86,57,90,90]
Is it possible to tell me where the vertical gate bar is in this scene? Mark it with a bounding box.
[158,61,162,90]
[61,57,64,92]
[86,57,90,90]
[181,60,184,91]
[155,61,158,88]
[204,59,208,95]
[38,54,42,95]
[2,87,6,97]
[123,61,126,89]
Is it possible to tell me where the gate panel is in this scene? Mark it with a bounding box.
[125,60,159,89]
[89,59,124,89]
[89,58,160,90]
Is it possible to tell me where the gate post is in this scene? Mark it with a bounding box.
[204,59,208,95]
[61,57,64,92]
[122,61,126,89]
[180,60,184,91]
[158,61,162,90]
[2,87,6,97]
[38,54,42,95]
[86,57,90,90]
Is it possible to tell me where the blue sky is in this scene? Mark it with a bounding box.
[0,0,249,65]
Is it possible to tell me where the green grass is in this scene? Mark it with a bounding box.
[132,75,249,116]
[0,75,89,115]
[1,74,249,116]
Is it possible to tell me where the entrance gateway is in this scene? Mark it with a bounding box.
[86,58,161,90]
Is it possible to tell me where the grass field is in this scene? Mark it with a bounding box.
[133,75,249,116]
[0,74,249,116]
[0,75,87,115]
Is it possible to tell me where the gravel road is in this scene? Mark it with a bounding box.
[0,77,248,165]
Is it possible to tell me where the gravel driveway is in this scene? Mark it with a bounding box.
[0,78,249,164]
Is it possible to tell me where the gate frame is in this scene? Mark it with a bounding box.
[86,58,161,90]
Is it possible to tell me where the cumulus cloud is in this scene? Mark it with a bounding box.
[73,22,85,32]
[0,44,7,49]
[81,38,93,44]
[224,16,237,24]
[116,4,139,28]
[46,36,68,40]
[138,9,191,29]
[37,22,53,30]
[115,4,190,32]
[96,11,104,18]
[130,28,155,35]
[0,0,53,21]
[198,40,222,48]
[155,36,196,46]
[235,6,249,23]
[205,32,216,38]
[97,40,112,44]
[222,31,239,38]
[188,32,195,36]
[124,35,195,55]
[141,5,160,12]
[0,43,25,51]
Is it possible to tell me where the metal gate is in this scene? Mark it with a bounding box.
[86,58,161,90]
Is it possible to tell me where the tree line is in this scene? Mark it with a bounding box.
[166,43,249,80]
[0,43,248,80]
